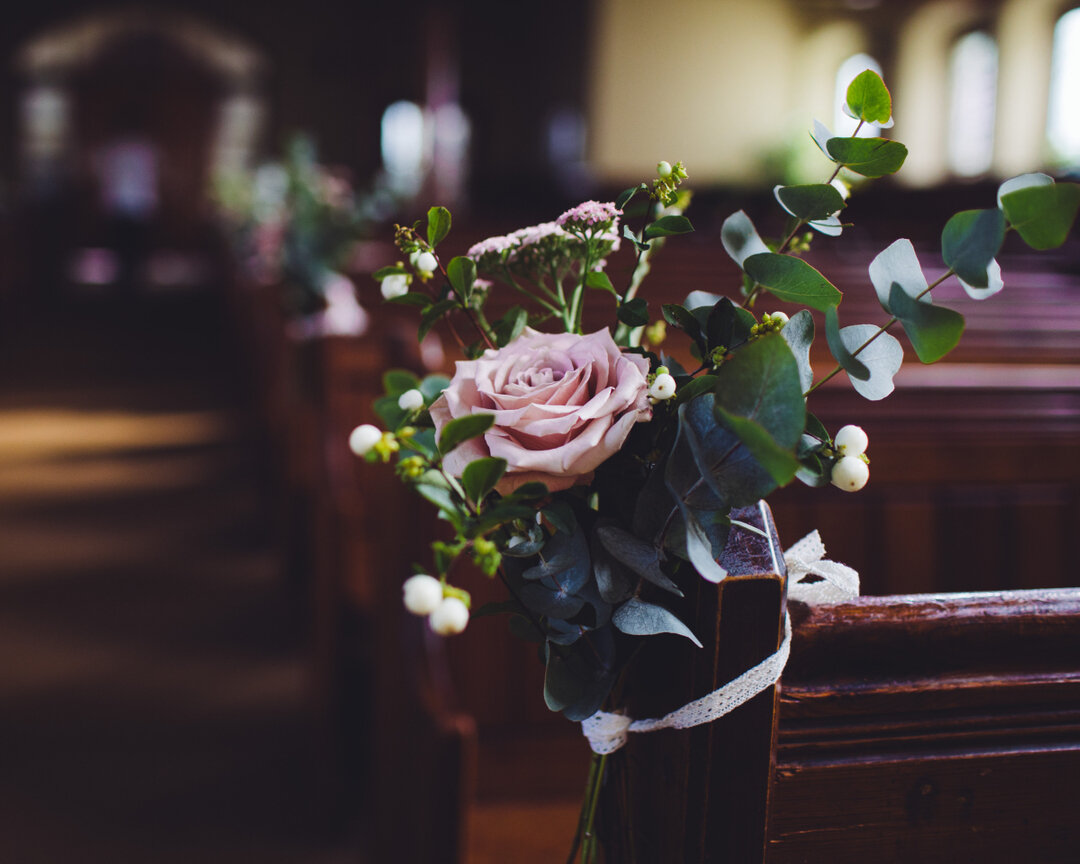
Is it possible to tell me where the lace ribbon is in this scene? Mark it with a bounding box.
[581,530,859,755]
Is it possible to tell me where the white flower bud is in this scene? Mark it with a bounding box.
[769,311,789,326]
[648,372,677,402]
[397,389,424,411]
[402,574,444,616]
[834,424,869,457]
[657,160,673,179]
[380,273,409,300]
[429,597,470,635]
[414,251,438,274]
[348,423,382,456]
[831,455,869,492]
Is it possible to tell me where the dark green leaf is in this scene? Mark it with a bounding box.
[774,184,846,221]
[644,215,694,240]
[446,256,476,300]
[743,253,842,312]
[615,183,647,210]
[705,297,755,352]
[662,304,705,349]
[612,598,701,647]
[493,305,529,347]
[383,369,420,396]
[714,406,801,486]
[462,457,507,502]
[585,270,618,298]
[721,210,770,268]
[941,209,1006,288]
[418,298,459,342]
[437,413,495,454]
[868,239,928,313]
[825,137,908,178]
[845,69,892,124]
[1000,182,1080,250]
[543,628,615,720]
[419,374,451,402]
[889,283,965,363]
[617,297,649,327]
[824,306,870,381]
[426,206,451,247]
[834,322,903,400]
[506,481,550,501]
[780,310,815,392]
[805,413,830,443]
[373,394,406,430]
[674,374,718,405]
[595,523,682,597]
[509,614,545,642]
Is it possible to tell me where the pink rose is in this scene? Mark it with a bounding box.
[430,328,652,494]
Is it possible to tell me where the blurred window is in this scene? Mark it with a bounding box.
[381,100,427,198]
[1047,7,1080,168]
[947,30,998,177]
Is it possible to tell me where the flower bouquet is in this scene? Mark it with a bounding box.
[351,71,1079,861]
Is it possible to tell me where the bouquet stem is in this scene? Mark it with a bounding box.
[568,751,609,864]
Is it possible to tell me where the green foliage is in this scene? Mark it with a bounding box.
[585,270,618,298]
[643,214,695,240]
[1000,182,1080,250]
[617,297,649,327]
[780,310,815,392]
[612,598,701,647]
[720,210,770,268]
[824,306,870,381]
[941,209,1006,288]
[831,319,904,401]
[888,283,965,363]
[844,69,892,125]
[462,457,507,502]
[774,184,846,221]
[743,253,843,311]
[437,413,495,455]
[825,137,908,177]
[447,256,476,301]
[426,206,451,247]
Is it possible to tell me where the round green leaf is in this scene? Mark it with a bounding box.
[889,283,965,363]
[825,137,908,178]
[721,210,770,268]
[644,214,694,240]
[835,324,903,401]
[774,184,846,221]
[426,206,451,247]
[844,69,893,125]
[743,253,842,312]
[868,238,929,313]
[941,209,1006,288]
[1000,182,1080,250]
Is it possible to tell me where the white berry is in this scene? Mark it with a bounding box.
[657,160,673,179]
[348,423,382,456]
[414,251,437,274]
[429,597,470,635]
[397,389,424,411]
[380,273,409,300]
[648,372,677,402]
[834,424,869,457]
[402,574,444,616]
[768,310,789,326]
[831,455,869,492]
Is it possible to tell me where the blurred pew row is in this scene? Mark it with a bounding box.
[222,215,1080,861]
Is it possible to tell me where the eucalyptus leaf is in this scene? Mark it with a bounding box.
[617,297,649,327]
[997,172,1053,208]
[522,526,590,596]
[721,210,770,268]
[835,322,904,400]
[824,306,870,381]
[419,374,450,402]
[774,184,845,221]
[714,406,802,486]
[844,69,892,125]
[889,283,965,363]
[999,182,1080,250]
[743,253,842,312]
[780,310,815,392]
[941,209,1006,288]
[383,369,420,396]
[426,206,451,247]
[461,457,507,502]
[705,297,754,352]
[644,214,694,240]
[437,413,495,454]
[825,137,908,178]
[868,238,929,313]
[958,258,1004,301]
[612,598,702,647]
[595,523,682,597]
[543,628,615,721]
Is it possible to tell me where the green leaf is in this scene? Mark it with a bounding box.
[372,265,408,281]
[612,598,701,647]
[493,305,529,347]
[419,374,450,402]
[585,270,618,297]
[941,209,1006,288]
[834,321,903,401]
[662,304,705,350]
[714,406,802,486]
[743,253,842,311]
[615,183,647,210]
[643,214,694,240]
[774,184,846,221]
[845,69,892,124]
[387,291,431,308]
[617,297,649,327]
[462,457,507,502]
[383,369,420,396]
[373,394,406,430]
[426,206,451,247]
[446,256,476,300]
[889,283,965,363]
[595,523,682,597]
[997,172,1053,207]
[824,306,870,381]
[714,334,805,450]
[674,374,718,405]
[825,137,908,178]
[780,310,815,392]
[868,239,928,313]
[721,210,770,268]
[418,298,458,342]
[1000,182,1080,250]
[543,628,615,720]
[437,413,495,455]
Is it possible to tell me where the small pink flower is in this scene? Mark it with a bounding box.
[557,200,622,232]
[430,328,652,494]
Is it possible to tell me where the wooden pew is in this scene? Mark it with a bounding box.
[770,589,1080,862]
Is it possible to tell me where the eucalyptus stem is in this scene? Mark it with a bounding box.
[803,266,956,396]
